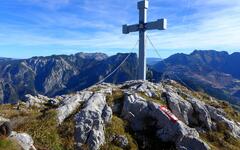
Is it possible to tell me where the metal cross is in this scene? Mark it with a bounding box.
[122,0,167,80]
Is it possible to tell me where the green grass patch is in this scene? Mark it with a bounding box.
[0,103,78,150]
[15,109,62,150]
[0,102,78,150]
[58,114,75,150]
[106,90,124,106]
[0,104,39,119]
[102,116,138,150]
[0,138,21,150]
[106,90,124,116]
[137,92,166,106]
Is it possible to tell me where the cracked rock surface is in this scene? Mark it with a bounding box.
[21,80,240,150]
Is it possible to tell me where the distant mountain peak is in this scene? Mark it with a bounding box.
[191,50,229,56]
[152,50,240,109]
[74,52,108,60]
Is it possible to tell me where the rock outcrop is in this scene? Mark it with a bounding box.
[24,94,60,108]
[122,93,209,150]
[9,132,36,150]
[206,105,240,138]
[74,93,112,150]
[164,83,240,138]
[57,91,93,124]
[16,80,240,149]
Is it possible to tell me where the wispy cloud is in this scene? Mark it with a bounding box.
[148,0,240,52]
[0,0,239,58]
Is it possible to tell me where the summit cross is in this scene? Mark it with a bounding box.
[122,0,167,80]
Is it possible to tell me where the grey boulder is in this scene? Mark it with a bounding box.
[9,132,36,150]
[122,92,210,150]
[74,93,112,150]
[57,91,93,124]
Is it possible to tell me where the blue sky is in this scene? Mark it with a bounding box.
[0,0,240,58]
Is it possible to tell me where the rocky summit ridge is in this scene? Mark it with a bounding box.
[1,80,240,150]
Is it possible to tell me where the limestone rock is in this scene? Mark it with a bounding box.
[2,80,238,150]
[90,83,114,95]
[164,89,212,130]
[121,80,163,98]
[122,92,210,150]
[167,92,240,138]
[9,132,36,150]
[206,105,240,138]
[57,91,93,124]
[188,98,212,130]
[24,94,59,108]
[163,91,194,125]
[74,93,112,150]
[102,105,112,123]
[176,136,210,150]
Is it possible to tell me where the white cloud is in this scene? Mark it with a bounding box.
[147,0,240,53]
[0,0,240,58]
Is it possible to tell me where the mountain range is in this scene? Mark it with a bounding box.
[0,50,240,109]
[147,57,162,65]
[150,50,240,109]
[0,53,137,103]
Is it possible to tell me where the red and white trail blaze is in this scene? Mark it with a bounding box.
[159,106,178,123]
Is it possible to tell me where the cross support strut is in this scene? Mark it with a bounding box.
[122,0,167,80]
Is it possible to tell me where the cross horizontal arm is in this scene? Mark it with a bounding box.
[145,19,167,30]
[122,24,139,34]
[122,19,167,34]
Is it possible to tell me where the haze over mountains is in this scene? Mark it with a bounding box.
[0,50,240,110]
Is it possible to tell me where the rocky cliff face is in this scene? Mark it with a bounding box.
[2,80,239,150]
[0,53,137,104]
[151,50,240,109]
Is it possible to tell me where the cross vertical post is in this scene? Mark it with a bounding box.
[122,0,167,81]
[138,0,148,80]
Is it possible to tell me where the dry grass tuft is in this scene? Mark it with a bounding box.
[15,109,62,150]
[102,116,138,150]
[58,115,75,150]
[200,122,240,150]
[0,138,21,150]
[137,92,166,106]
